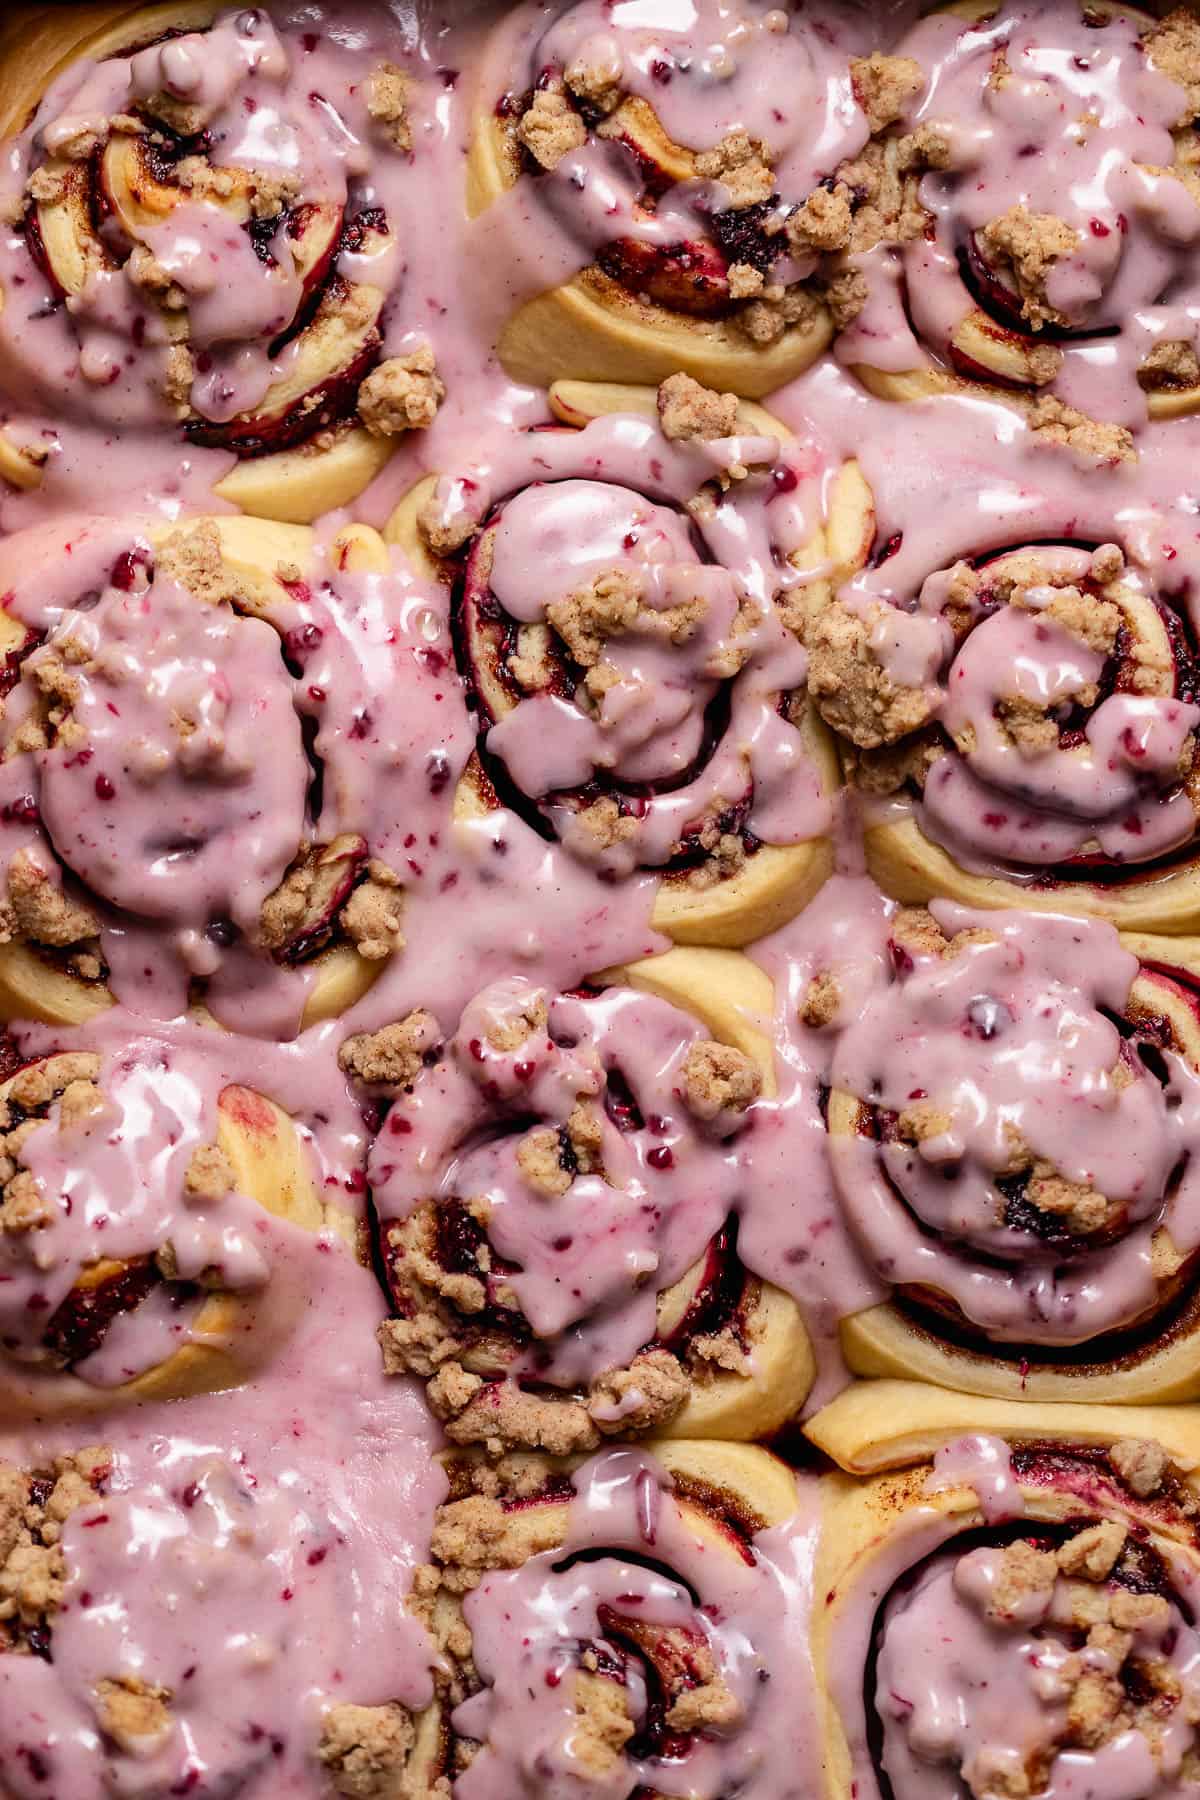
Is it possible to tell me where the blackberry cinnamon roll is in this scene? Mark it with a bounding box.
[0,4,443,522]
[0,1440,444,1799]
[355,945,813,1453]
[807,1379,1200,1800]
[391,375,838,948]
[415,1439,813,1796]
[0,1022,346,1414]
[829,901,1200,1403]
[0,512,433,1036]
[464,0,896,395]
[813,0,1200,428]
[806,480,1200,930]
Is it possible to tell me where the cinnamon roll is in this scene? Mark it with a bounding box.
[353,944,813,1452]
[829,900,1200,1402]
[807,1378,1200,1800]
[806,465,1200,931]
[0,1023,349,1413]
[0,3,443,522]
[815,0,1200,428]
[389,375,838,948]
[462,0,895,395]
[414,1438,811,1796]
[0,1438,445,1799]
[0,511,437,1035]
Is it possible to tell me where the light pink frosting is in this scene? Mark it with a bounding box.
[0,1224,444,1799]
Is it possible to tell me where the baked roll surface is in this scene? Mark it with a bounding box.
[463,0,876,393]
[825,1,1200,425]
[416,1438,814,1796]
[824,903,1200,1400]
[354,948,813,1451]
[806,462,1200,931]
[0,512,457,1034]
[0,3,444,522]
[809,1381,1200,1800]
[0,1015,355,1414]
[391,374,839,946]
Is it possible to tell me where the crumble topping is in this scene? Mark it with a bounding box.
[570,1671,636,1774]
[317,1701,445,1798]
[1027,395,1137,466]
[1139,337,1200,391]
[0,1447,110,1649]
[1109,1438,1170,1498]
[357,349,445,438]
[184,1142,235,1201]
[800,971,842,1030]
[1143,9,1200,128]
[681,1039,762,1122]
[0,1054,105,1246]
[807,598,936,748]
[849,52,926,133]
[736,280,823,346]
[2,849,99,952]
[418,496,477,559]
[93,1675,173,1756]
[367,63,413,153]
[163,344,195,417]
[657,372,740,442]
[547,569,643,664]
[976,206,1080,332]
[563,53,623,116]
[340,863,407,961]
[516,88,587,170]
[339,1011,442,1089]
[693,131,775,209]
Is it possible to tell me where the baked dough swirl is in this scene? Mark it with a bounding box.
[392,376,838,947]
[353,946,812,1454]
[0,512,430,1033]
[0,3,444,521]
[0,1026,343,1414]
[807,467,1200,931]
[808,1381,1200,1800]
[414,1439,807,1797]
[821,1,1200,428]
[464,0,882,394]
[829,903,1200,1403]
